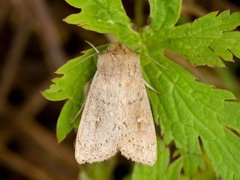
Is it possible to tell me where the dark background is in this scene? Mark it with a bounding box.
[0,0,239,179]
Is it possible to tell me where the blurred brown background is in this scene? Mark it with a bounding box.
[0,0,240,180]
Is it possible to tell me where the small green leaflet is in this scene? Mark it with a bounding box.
[43,0,240,179]
[147,10,240,67]
[64,0,140,47]
[149,0,182,29]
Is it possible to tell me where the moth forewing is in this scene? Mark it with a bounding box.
[117,52,157,165]
[75,54,120,164]
[75,43,157,165]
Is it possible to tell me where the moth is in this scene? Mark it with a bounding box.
[75,43,157,165]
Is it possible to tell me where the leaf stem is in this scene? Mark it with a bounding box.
[134,0,145,30]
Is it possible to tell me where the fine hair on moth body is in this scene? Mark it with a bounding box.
[75,43,157,165]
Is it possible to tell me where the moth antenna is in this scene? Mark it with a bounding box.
[71,81,92,123]
[70,53,97,70]
[71,100,86,123]
[144,80,161,94]
[85,40,100,53]
[136,51,166,69]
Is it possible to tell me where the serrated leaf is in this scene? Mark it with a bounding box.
[149,0,182,30]
[64,0,140,47]
[43,49,99,142]
[56,99,80,142]
[141,49,240,179]
[65,0,81,8]
[132,138,183,180]
[147,11,240,67]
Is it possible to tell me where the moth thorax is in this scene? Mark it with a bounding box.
[97,55,125,76]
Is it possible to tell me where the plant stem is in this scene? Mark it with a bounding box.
[134,0,145,30]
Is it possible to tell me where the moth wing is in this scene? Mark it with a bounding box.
[75,72,120,164]
[118,62,157,165]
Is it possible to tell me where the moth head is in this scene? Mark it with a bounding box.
[97,53,120,76]
[97,43,139,76]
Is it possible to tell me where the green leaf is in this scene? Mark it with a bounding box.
[42,49,99,142]
[64,0,140,47]
[65,0,82,8]
[132,138,183,180]
[149,0,182,30]
[147,11,240,66]
[141,49,240,178]
[78,159,116,180]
